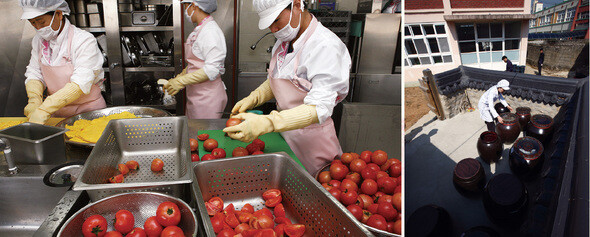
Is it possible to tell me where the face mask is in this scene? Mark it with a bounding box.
[37,12,60,41]
[273,2,303,42]
[185,3,194,22]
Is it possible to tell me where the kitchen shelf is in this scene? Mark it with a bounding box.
[80,27,106,33]
[125,67,175,72]
[120,26,174,32]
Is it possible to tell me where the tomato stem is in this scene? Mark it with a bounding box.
[92,225,103,235]
[167,207,174,215]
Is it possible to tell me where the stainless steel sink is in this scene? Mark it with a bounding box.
[0,165,70,237]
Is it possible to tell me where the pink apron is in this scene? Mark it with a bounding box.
[40,27,106,118]
[184,17,227,119]
[268,18,342,175]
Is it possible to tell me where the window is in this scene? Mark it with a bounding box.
[557,11,565,23]
[580,12,589,20]
[544,15,551,25]
[455,22,522,67]
[403,23,453,67]
[566,9,576,21]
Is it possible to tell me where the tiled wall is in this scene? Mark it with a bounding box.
[239,0,275,72]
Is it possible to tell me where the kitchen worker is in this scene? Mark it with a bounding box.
[502,56,514,72]
[223,0,351,175]
[20,0,106,124]
[478,79,513,132]
[162,0,227,119]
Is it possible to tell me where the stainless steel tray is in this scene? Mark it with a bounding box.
[72,117,192,201]
[0,122,67,165]
[58,192,197,236]
[191,152,374,236]
[56,106,171,147]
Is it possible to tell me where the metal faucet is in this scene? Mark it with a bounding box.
[0,138,19,174]
[250,32,273,50]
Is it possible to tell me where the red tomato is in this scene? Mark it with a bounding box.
[361,210,372,224]
[201,154,216,161]
[351,152,360,160]
[349,159,367,173]
[114,210,134,234]
[389,163,401,178]
[394,184,402,194]
[317,171,331,183]
[376,171,389,180]
[392,193,402,211]
[328,187,342,201]
[345,172,361,185]
[251,150,264,155]
[211,148,226,159]
[143,216,163,237]
[125,160,139,170]
[377,177,397,194]
[226,118,242,127]
[380,159,396,171]
[377,203,398,222]
[329,163,349,181]
[254,229,277,237]
[393,220,402,234]
[274,203,286,218]
[284,224,305,237]
[217,229,237,237]
[160,226,185,237]
[225,213,240,229]
[253,208,273,219]
[274,217,292,225]
[118,164,129,175]
[340,179,359,193]
[273,224,285,236]
[108,174,124,183]
[367,203,379,214]
[150,159,164,172]
[82,214,107,237]
[156,202,181,227]
[262,189,281,200]
[371,150,388,166]
[189,138,198,152]
[387,221,395,233]
[197,133,209,141]
[252,139,266,151]
[241,229,262,237]
[377,194,393,206]
[265,197,281,207]
[191,153,200,162]
[232,147,249,157]
[223,203,235,216]
[331,159,343,166]
[235,223,251,234]
[241,203,254,214]
[250,215,274,229]
[203,139,218,152]
[211,213,226,233]
[246,143,261,155]
[360,151,372,163]
[346,205,363,221]
[367,214,388,231]
[237,211,254,223]
[361,168,377,181]
[104,231,123,237]
[341,190,358,206]
[340,153,354,164]
[366,163,381,172]
[361,179,379,195]
[358,194,374,209]
[328,180,341,189]
[126,227,146,237]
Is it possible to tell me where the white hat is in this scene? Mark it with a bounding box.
[180,0,217,13]
[253,0,292,30]
[497,79,510,90]
[19,0,70,20]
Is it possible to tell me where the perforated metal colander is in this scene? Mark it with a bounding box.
[72,117,192,201]
[57,192,197,236]
[191,152,374,236]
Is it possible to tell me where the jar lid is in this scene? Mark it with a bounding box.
[454,158,482,180]
[480,131,499,144]
[531,114,554,129]
[487,173,525,206]
[516,107,531,115]
[500,113,518,125]
[514,137,544,160]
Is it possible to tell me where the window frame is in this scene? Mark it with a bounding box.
[403,23,454,67]
[455,22,521,67]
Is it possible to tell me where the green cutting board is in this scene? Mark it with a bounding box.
[197,130,304,168]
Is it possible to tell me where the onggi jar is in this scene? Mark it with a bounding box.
[495,113,521,144]
[494,103,509,115]
[509,136,544,177]
[515,107,531,131]
[453,158,485,193]
[525,114,554,143]
[477,131,503,163]
[483,173,528,227]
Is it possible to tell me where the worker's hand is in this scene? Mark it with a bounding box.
[497,116,504,124]
[507,106,513,111]
[28,108,51,125]
[24,101,42,119]
[222,113,274,143]
[163,78,185,96]
[231,96,257,115]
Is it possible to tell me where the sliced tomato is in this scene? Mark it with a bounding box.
[197,133,209,141]
[262,189,281,201]
[223,203,235,216]
[241,203,255,214]
[273,203,286,218]
[274,217,292,225]
[117,164,129,175]
[108,174,124,183]
[253,208,273,219]
[225,213,240,229]
[284,224,305,237]
[274,224,285,237]
[205,197,224,216]
[255,229,277,237]
[241,229,262,237]
[265,197,282,207]
[237,211,254,223]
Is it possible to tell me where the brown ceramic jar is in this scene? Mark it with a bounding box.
[525,114,554,143]
[453,158,485,192]
[515,107,531,131]
[483,173,528,227]
[509,136,544,177]
[495,113,521,144]
[477,131,503,163]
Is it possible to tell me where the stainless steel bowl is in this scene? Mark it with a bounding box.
[56,106,171,147]
[57,192,197,236]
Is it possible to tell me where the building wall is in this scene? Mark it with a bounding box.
[405,0,444,10]
[529,0,578,33]
[449,0,524,8]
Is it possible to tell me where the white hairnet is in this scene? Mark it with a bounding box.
[20,0,71,20]
[253,0,292,30]
[180,0,217,13]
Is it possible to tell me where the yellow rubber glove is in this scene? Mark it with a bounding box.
[231,79,274,114]
[23,80,45,118]
[28,82,84,124]
[223,104,319,142]
[163,68,209,96]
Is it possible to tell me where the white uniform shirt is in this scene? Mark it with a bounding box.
[24,19,104,94]
[478,85,509,122]
[271,18,351,124]
[189,19,226,81]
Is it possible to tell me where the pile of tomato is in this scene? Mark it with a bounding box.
[81,201,185,237]
[205,189,306,237]
[189,136,266,162]
[107,158,165,184]
[317,150,402,235]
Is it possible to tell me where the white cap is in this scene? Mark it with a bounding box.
[180,0,217,13]
[497,79,510,90]
[19,0,70,20]
[253,0,292,30]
